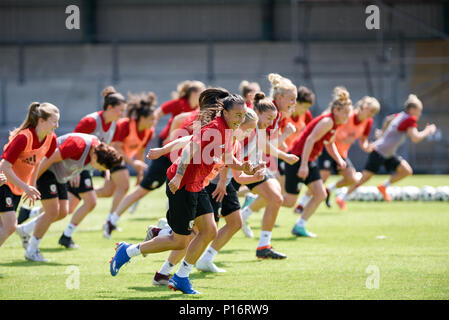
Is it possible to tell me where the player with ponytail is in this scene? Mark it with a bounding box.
[0,102,59,262]
[284,87,352,238]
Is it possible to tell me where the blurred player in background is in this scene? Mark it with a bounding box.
[296,96,380,212]
[336,94,437,207]
[283,87,352,237]
[102,92,157,238]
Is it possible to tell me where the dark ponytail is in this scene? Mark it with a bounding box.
[198,88,244,127]
[126,92,157,122]
[102,86,126,110]
[253,92,277,114]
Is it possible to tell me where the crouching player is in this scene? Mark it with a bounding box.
[16,133,122,260]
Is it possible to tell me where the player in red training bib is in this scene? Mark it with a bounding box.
[283,87,352,238]
[336,94,437,207]
[66,86,126,239]
[297,96,380,212]
[153,80,205,147]
[109,88,255,294]
[102,92,157,238]
[0,102,59,264]
[146,108,264,282]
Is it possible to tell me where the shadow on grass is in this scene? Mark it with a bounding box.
[127,217,154,222]
[40,247,72,253]
[217,248,247,255]
[0,260,77,267]
[125,287,202,300]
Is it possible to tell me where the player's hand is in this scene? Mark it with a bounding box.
[426,124,437,135]
[104,170,111,181]
[147,148,164,160]
[363,143,375,153]
[0,172,6,187]
[212,182,227,202]
[297,164,309,179]
[284,123,296,137]
[242,161,255,175]
[374,128,383,139]
[168,174,182,194]
[22,185,41,207]
[284,153,299,165]
[337,159,347,170]
[253,168,265,182]
[253,161,266,172]
[69,174,81,188]
[133,160,148,172]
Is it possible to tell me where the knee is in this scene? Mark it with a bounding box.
[271,192,284,207]
[229,215,243,233]
[84,197,97,211]
[282,195,297,208]
[203,225,218,242]
[348,174,358,186]
[314,189,327,202]
[118,181,129,193]
[58,208,69,220]
[172,235,190,250]
[6,223,17,236]
[406,166,413,176]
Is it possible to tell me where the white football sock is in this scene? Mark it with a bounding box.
[63,223,77,237]
[159,260,175,276]
[175,260,194,278]
[295,218,307,228]
[21,216,39,234]
[258,230,272,248]
[328,182,337,192]
[382,180,391,187]
[159,227,172,236]
[109,213,120,226]
[126,244,141,258]
[241,206,253,221]
[298,194,311,207]
[30,206,42,218]
[200,246,218,263]
[27,236,41,253]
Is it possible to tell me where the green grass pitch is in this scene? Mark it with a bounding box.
[1,175,448,300]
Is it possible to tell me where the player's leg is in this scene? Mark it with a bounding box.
[251,178,286,259]
[0,211,17,247]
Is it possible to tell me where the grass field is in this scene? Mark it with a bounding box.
[1,175,448,300]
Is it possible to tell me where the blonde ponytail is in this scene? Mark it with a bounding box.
[404,94,423,111]
[329,86,352,112]
[268,73,296,99]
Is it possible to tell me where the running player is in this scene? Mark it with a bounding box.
[296,96,380,212]
[102,92,157,237]
[239,80,261,109]
[233,93,299,257]
[0,102,59,263]
[147,108,263,283]
[335,94,436,207]
[283,87,352,237]
[109,89,251,294]
[239,73,298,236]
[104,100,201,237]
[69,86,126,238]
[16,134,122,259]
[104,83,206,229]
